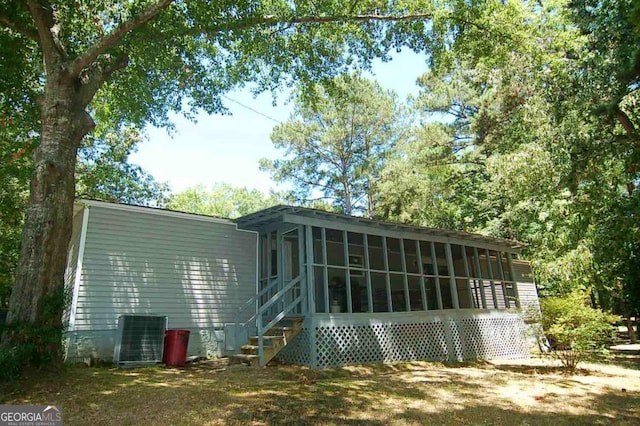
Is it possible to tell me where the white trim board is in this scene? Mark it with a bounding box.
[68,207,90,331]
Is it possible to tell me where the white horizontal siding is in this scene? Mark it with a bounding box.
[73,205,257,331]
[77,262,256,278]
[494,284,507,309]
[512,261,540,313]
[482,285,493,308]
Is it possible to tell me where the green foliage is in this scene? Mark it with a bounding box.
[377,123,487,230]
[0,119,32,309]
[262,73,407,216]
[540,291,620,369]
[375,1,579,237]
[0,32,38,307]
[167,183,280,219]
[376,0,640,313]
[75,123,170,206]
[554,0,640,311]
[534,244,594,298]
[589,190,640,313]
[0,1,443,133]
[0,285,68,381]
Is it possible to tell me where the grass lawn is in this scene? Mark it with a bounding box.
[1,356,639,425]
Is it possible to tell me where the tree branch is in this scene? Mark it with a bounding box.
[26,0,63,69]
[280,12,434,25]
[206,12,434,35]
[615,108,640,147]
[301,140,344,170]
[289,194,336,208]
[416,158,485,169]
[0,14,39,41]
[71,0,174,77]
[78,54,130,106]
[72,8,433,78]
[288,173,337,193]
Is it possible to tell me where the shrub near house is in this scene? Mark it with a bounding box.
[540,291,620,369]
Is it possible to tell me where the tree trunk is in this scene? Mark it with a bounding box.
[627,316,637,343]
[343,180,352,215]
[367,175,374,219]
[589,290,597,309]
[1,70,93,357]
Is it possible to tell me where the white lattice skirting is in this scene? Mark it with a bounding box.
[277,311,531,368]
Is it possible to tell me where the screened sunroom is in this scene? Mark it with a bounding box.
[308,228,520,314]
[234,206,538,368]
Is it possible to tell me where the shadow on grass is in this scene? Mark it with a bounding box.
[208,364,638,425]
[596,354,640,371]
[2,359,639,425]
[489,363,583,376]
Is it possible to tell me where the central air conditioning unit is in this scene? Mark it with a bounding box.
[113,315,167,365]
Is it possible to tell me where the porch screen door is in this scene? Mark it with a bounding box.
[282,229,301,314]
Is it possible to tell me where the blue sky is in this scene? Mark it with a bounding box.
[129,49,428,194]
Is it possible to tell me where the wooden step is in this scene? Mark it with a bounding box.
[240,344,278,357]
[266,316,304,325]
[265,326,299,335]
[230,353,260,367]
[283,315,305,321]
[279,316,305,325]
[248,335,285,346]
[241,344,259,354]
[268,315,304,320]
[232,315,306,367]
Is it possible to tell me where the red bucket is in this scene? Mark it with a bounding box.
[163,329,190,367]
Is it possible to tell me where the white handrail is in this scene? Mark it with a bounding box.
[256,279,304,367]
[233,276,279,352]
[257,275,301,317]
[259,294,304,334]
[233,273,304,365]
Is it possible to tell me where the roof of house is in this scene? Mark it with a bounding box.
[75,199,233,224]
[76,200,525,251]
[235,205,526,251]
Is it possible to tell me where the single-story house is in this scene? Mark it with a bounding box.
[64,200,541,368]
